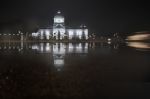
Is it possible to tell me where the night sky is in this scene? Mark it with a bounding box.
[0,0,150,35]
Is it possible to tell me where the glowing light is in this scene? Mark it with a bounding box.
[32,33,38,37]
[127,34,150,40]
[108,38,111,41]
[54,12,64,23]
[76,30,82,35]
[68,29,74,39]
[57,11,61,14]
[54,18,64,23]
[46,30,50,40]
[127,42,150,49]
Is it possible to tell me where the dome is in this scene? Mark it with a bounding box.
[54,11,64,18]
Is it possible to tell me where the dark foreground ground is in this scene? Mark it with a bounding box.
[0,42,150,98]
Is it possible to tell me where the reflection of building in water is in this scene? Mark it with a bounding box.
[32,43,52,53]
[0,42,88,71]
[31,43,88,71]
[31,43,88,54]
[32,11,88,40]
[113,43,119,49]
[0,43,23,52]
[52,43,66,70]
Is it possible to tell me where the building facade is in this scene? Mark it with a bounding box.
[32,11,88,40]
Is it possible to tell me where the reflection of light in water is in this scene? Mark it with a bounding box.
[32,45,39,50]
[53,43,66,54]
[0,43,88,54]
[76,43,82,53]
[85,43,88,48]
[89,42,95,48]
[108,41,111,44]
[40,43,44,52]
[68,43,88,53]
[114,44,119,49]
[127,34,150,40]
[68,43,74,53]
[54,59,64,66]
[18,49,21,52]
[0,43,89,71]
[30,43,88,54]
[31,43,51,53]
[54,58,64,71]
[127,42,150,49]
[81,43,88,53]
[46,43,50,51]
[84,43,88,53]
[21,42,23,49]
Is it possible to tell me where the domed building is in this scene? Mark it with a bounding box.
[32,11,88,40]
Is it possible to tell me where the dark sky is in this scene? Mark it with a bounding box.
[0,0,150,34]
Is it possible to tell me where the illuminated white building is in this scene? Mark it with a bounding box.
[32,11,88,40]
